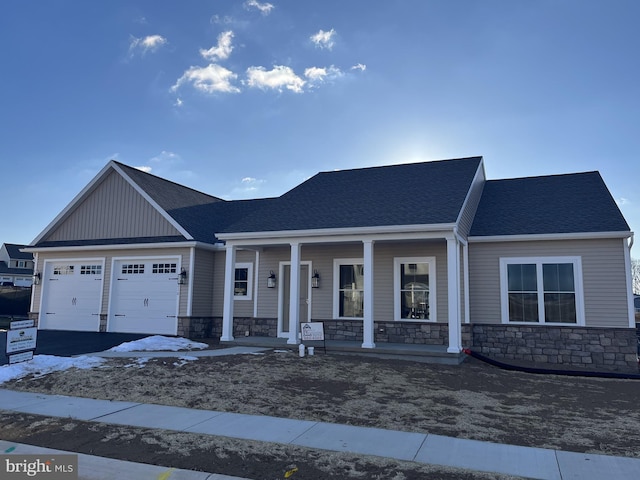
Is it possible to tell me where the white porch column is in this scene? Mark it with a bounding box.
[287,242,302,345]
[362,239,375,348]
[446,236,462,353]
[463,242,470,325]
[221,244,236,341]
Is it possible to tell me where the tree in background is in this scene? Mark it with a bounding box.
[633,258,640,295]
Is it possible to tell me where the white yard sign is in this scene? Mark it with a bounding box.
[301,322,324,341]
[6,327,38,354]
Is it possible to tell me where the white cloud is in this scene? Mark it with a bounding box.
[200,31,234,62]
[174,97,183,107]
[351,63,367,71]
[616,197,629,207]
[210,14,234,25]
[245,65,305,93]
[129,34,167,55]
[310,29,336,50]
[135,165,153,173]
[304,65,343,83]
[244,0,275,15]
[172,64,240,94]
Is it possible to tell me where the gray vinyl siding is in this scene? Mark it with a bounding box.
[44,171,181,242]
[212,248,257,317]
[456,165,486,238]
[250,241,449,323]
[31,246,192,318]
[191,248,216,317]
[468,238,629,328]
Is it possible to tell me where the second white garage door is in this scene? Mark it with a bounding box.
[108,258,180,335]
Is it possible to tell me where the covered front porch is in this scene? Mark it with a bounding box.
[217,228,470,358]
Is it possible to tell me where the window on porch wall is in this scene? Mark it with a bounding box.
[338,264,364,318]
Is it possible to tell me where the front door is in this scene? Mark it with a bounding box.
[279,263,310,337]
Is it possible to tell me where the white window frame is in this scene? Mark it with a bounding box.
[333,258,364,319]
[234,262,254,300]
[499,256,585,326]
[394,256,437,322]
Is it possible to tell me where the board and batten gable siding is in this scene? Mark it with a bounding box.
[468,238,629,328]
[31,247,192,318]
[190,248,216,317]
[212,249,257,318]
[44,170,182,242]
[456,165,486,238]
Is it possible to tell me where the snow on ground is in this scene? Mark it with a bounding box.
[108,335,208,352]
[0,355,105,384]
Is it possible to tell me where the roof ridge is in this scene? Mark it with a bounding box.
[486,171,600,183]
[113,161,225,202]
[315,156,483,175]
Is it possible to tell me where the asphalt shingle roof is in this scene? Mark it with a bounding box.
[469,172,630,236]
[221,157,483,233]
[4,244,32,260]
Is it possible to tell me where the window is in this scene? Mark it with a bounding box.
[80,265,102,275]
[18,261,25,268]
[152,263,177,274]
[234,263,253,300]
[334,259,364,318]
[501,257,583,325]
[53,265,74,275]
[122,264,144,274]
[394,257,436,321]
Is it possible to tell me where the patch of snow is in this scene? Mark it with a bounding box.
[0,355,105,384]
[108,335,208,352]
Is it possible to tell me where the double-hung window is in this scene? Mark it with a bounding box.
[334,259,364,318]
[394,257,436,321]
[500,257,583,325]
[234,263,253,300]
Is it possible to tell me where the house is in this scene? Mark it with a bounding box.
[23,157,638,371]
[0,243,35,287]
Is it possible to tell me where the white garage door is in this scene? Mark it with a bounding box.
[108,258,180,335]
[39,262,103,331]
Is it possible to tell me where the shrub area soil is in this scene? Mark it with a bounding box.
[1,350,639,479]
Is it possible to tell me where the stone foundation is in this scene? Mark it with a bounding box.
[178,317,219,339]
[232,317,277,338]
[471,324,638,372]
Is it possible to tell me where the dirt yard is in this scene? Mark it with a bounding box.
[1,348,639,479]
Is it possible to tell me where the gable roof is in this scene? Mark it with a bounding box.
[3,243,32,260]
[220,157,483,234]
[469,171,630,237]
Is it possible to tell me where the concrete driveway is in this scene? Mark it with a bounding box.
[1,330,149,366]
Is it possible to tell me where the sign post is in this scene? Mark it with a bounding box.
[301,322,326,353]
[6,319,37,364]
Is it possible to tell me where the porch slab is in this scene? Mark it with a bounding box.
[221,337,467,364]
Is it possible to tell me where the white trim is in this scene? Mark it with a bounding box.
[254,250,260,318]
[277,260,312,338]
[30,252,39,313]
[217,223,457,242]
[333,258,364,320]
[469,231,632,243]
[499,256,585,326]
[623,237,635,328]
[23,241,218,253]
[221,245,236,341]
[233,262,254,300]
[186,247,195,317]
[446,238,461,353]
[393,256,437,322]
[463,243,470,324]
[287,243,302,345]
[362,240,375,349]
[454,157,485,227]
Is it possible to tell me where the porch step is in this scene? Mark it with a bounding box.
[220,337,467,365]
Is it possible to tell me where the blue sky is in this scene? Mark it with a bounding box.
[1,0,639,254]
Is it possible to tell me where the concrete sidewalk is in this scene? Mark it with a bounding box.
[1,388,639,480]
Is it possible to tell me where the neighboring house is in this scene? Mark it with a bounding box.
[0,243,35,287]
[23,157,638,371]
[634,295,640,314]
